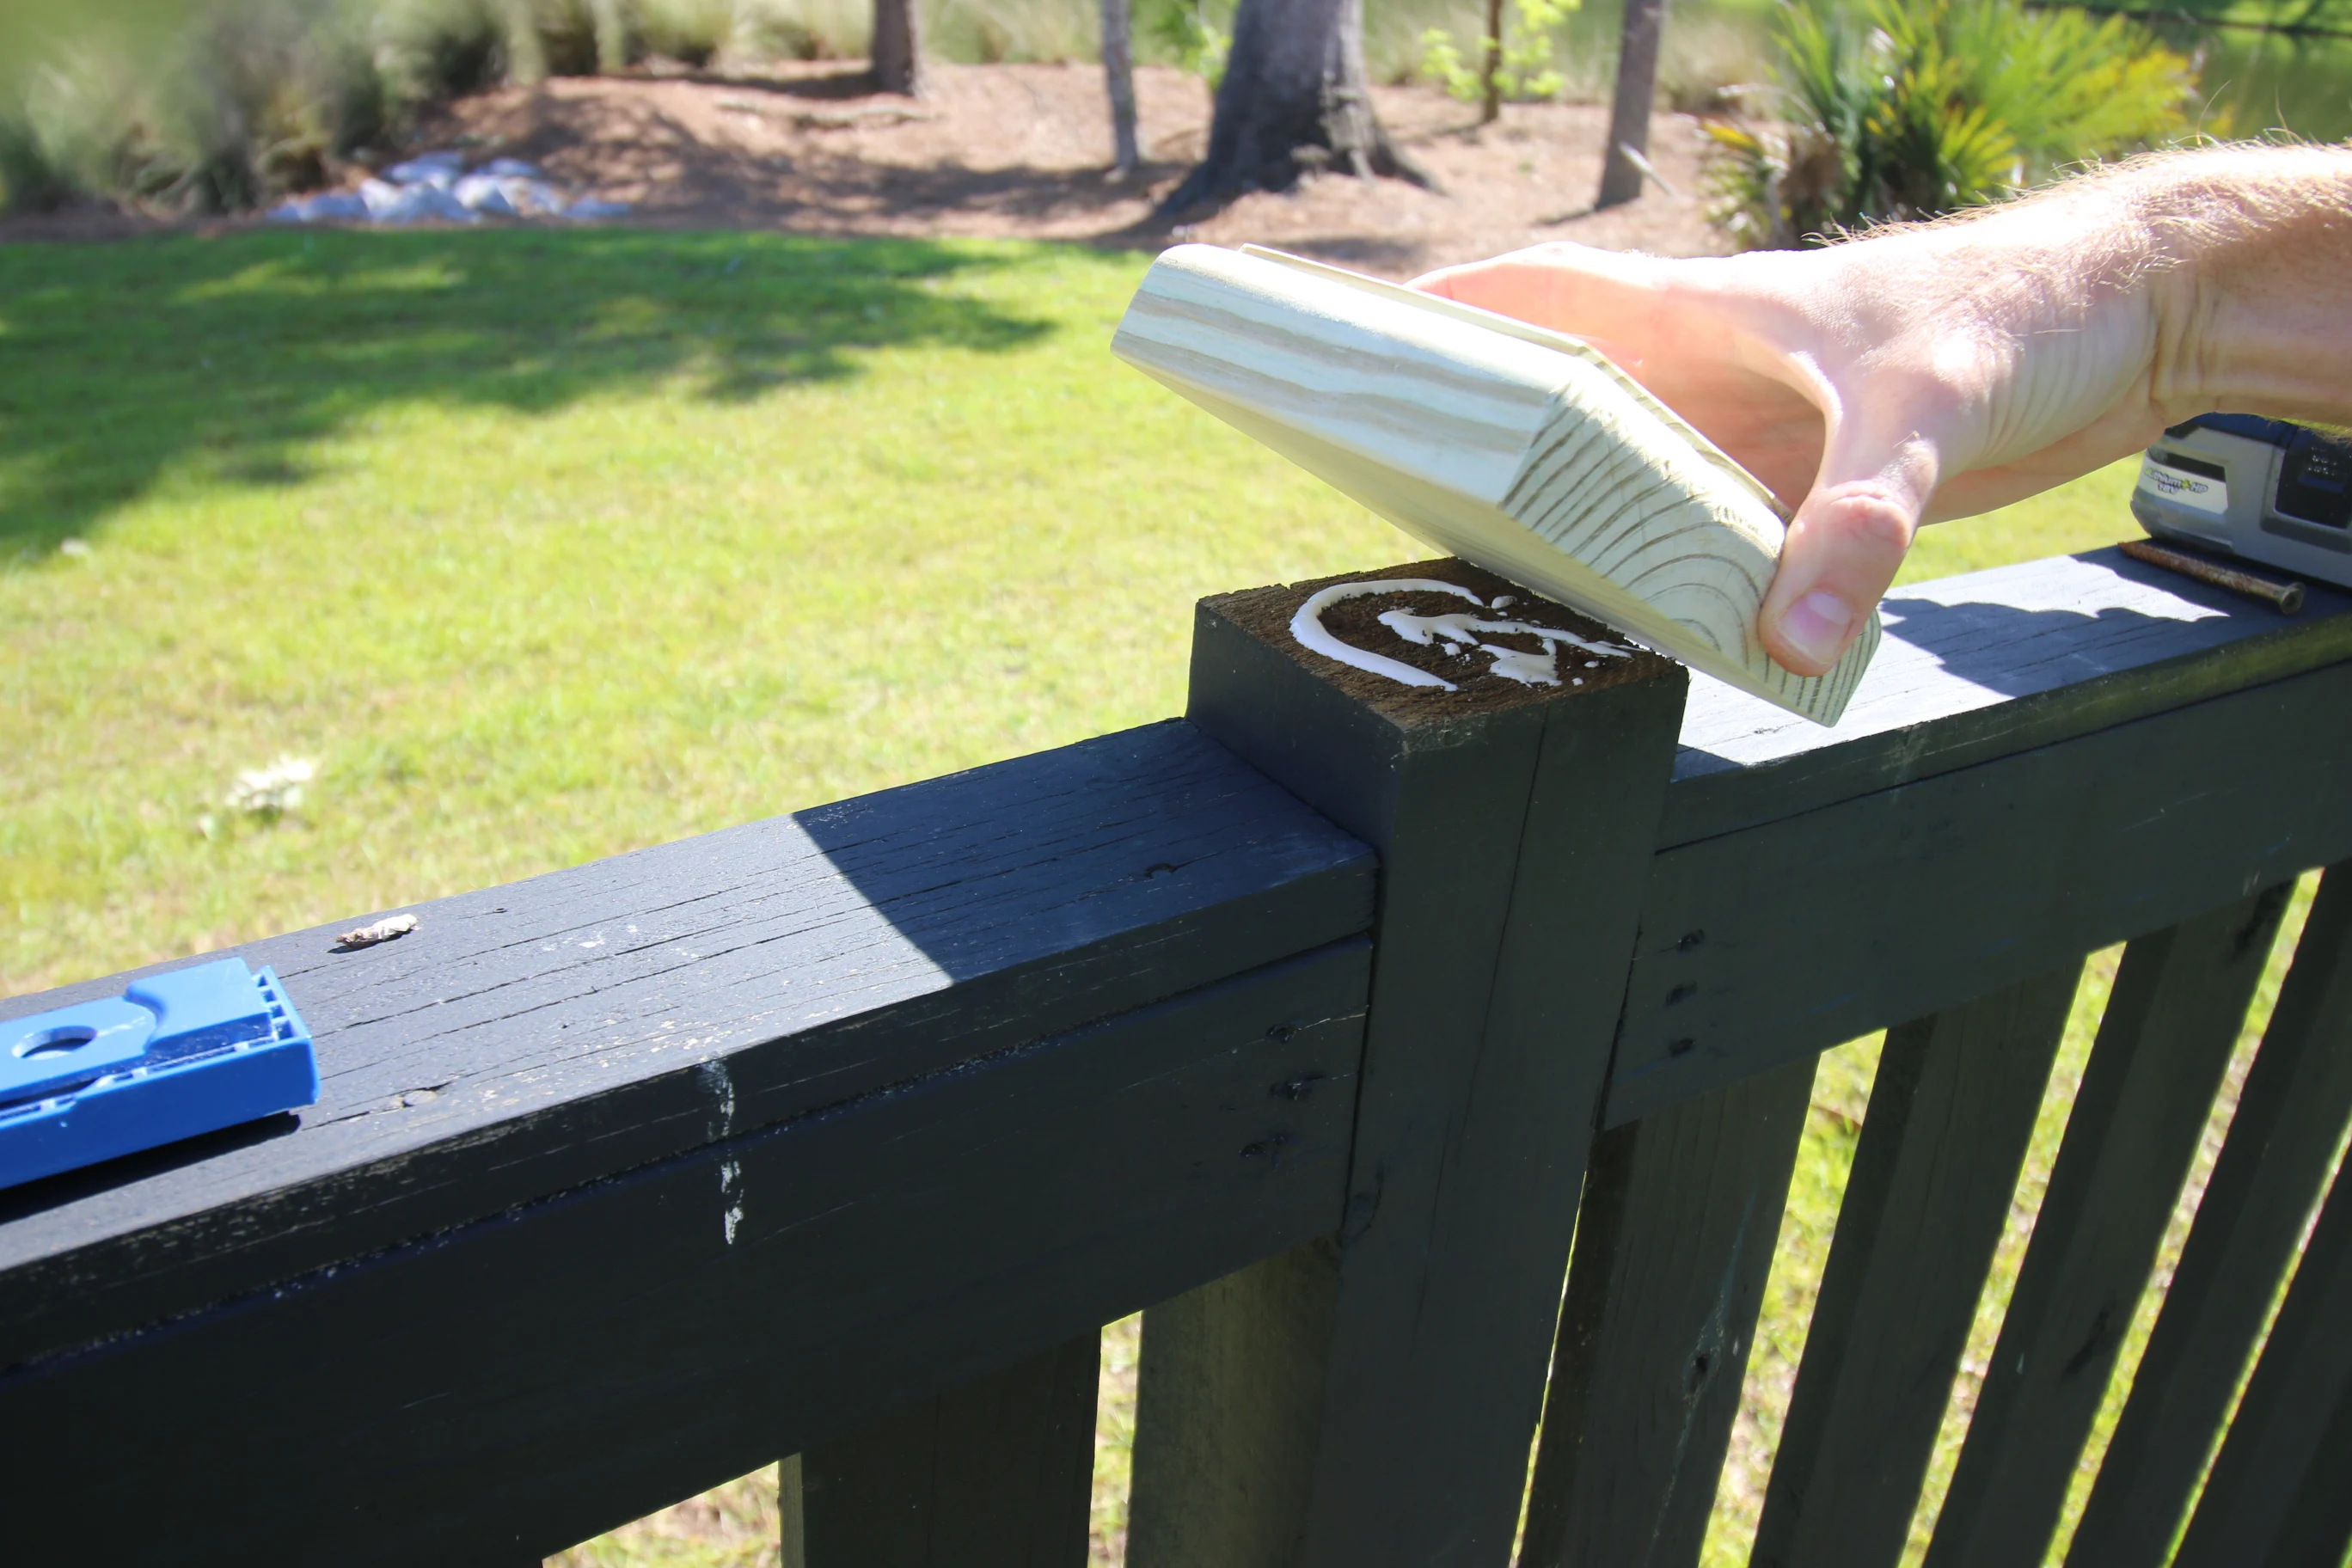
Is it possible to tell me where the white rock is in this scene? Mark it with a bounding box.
[270,190,371,223]
[452,173,518,215]
[362,178,480,224]
[384,150,467,187]
[565,197,633,219]
[506,178,571,214]
[477,157,542,179]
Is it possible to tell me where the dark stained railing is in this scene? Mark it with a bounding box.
[3,545,2348,1568]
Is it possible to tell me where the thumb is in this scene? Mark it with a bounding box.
[1758,421,1942,677]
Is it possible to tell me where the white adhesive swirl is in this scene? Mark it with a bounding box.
[1290,579,1632,691]
[1289,579,1485,691]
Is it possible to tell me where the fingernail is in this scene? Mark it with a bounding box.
[1779,591,1855,667]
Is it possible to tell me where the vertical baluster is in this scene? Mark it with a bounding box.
[1517,1055,1816,1568]
[2069,863,2352,1568]
[2171,1152,2352,1568]
[783,1333,1099,1567]
[1125,1240,1339,1568]
[1749,966,2080,1568]
[1921,887,2294,1568]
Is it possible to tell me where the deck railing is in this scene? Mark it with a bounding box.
[3,545,2349,1568]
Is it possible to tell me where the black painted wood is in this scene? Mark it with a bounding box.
[1666,548,2352,847]
[0,720,1373,1372]
[2171,1152,2352,1568]
[1922,889,2294,1568]
[791,1333,1099,1568]
[1127,1239,1340,1568]
[2069,863,2352,1568]
[2258,1386,2352,1568]
[1750,965,2080,1568]
[0,945,1369,1565]
[1126,562,1689,1568]
[1519,1056,1816,1568]
[1613,659,2352,1125]
[4,545,2346,1565]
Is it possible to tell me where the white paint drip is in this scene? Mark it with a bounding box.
[720,1157,744,1245]
[699,1057,736,1137]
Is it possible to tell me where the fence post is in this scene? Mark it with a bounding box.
[1125,561,1688,1568]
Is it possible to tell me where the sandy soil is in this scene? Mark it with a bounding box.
[3,62,1730,273]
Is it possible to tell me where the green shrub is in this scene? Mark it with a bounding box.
[1138,0,1230,85]
[377,0,511,98]
[730,0,854,61]
[928,0,1098,66]
[7,7,381,217]
[1706,0,2208,248]
[639,0,740,64]
[0,113,72,213]
[1416,0,1578,107]
[1657,13,1773,115]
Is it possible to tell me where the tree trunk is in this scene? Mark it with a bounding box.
[1480,0,1504,126]
[1155,0,1430,219]
[1100,0,1141,175]
[589,0,632,73]
[500,0,548,83]
[1596,0,1667,208]
[873,0,924,97]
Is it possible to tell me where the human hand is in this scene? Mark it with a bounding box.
[1411,195,2195,675]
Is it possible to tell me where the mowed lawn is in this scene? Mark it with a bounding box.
[5,229,2228,1568]
[3,227,2138,996]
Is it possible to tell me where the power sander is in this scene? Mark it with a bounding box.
[2130,414,2352,605]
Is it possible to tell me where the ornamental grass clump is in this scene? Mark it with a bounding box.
[5,0,393,217]
[1706,0,2208,249]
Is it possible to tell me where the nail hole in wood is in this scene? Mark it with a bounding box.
[1271,1071,1325,1100]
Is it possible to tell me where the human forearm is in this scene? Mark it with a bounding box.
[1415,144,2352,676]
[2141,145,2352,430]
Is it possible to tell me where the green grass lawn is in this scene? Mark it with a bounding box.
[3,229,2165,1566]
[0,227,2139,997]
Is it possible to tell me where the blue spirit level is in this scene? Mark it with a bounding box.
[0,959,318,1190]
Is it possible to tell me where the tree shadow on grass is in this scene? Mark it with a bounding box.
[0,227,1057,560]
